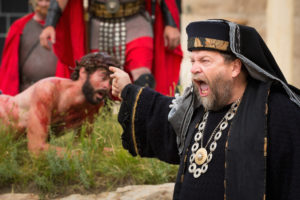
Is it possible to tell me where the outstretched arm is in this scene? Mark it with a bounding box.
[110,67,180,164]
[109,66,132,100]
[39,0,69,49]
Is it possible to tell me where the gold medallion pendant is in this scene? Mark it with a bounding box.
[195,148,207,165]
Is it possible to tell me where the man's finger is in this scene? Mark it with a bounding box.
[109,66,116,72]
[51,32,56,44]
[45,41,51,50]
[43,39,51,50]
[110,73,117,79]
[169,38,177,50]
[111,89,120,97]
[109,66,120,73]
[164,36,168,47]
[112,79,118,86]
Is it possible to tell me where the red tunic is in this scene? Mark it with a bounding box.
[146,0,183,95]
[0,13,70,96]
[53,0,183,96]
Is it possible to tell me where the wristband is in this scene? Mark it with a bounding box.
[45,0,62,27]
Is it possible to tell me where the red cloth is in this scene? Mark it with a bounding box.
[0,13,34,95]
[92,37,154,72]
[53,0,86,67]
[146,0,183,96]
[124,37,153,71]
[0,13,70,96]
[54,0,182,96]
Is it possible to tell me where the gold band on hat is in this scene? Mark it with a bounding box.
[188,37,230,52]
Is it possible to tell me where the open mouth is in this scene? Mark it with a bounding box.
[194,79,210,97]
[95,90,106,101]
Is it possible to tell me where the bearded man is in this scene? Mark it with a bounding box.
[0,0,71,96]
[0,52,118,156]
[109,20,300,200]
[39,0,182,95]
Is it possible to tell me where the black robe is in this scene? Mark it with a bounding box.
[118,81,300,200]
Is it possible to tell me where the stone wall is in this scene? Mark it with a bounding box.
[294,0,300,87]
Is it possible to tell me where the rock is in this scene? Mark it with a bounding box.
[92,183,174,200]
[0,183,175,200]
[0,193,39,200]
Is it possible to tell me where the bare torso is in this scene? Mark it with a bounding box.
[0,77,101,136]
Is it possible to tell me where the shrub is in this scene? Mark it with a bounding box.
[0,104,178,197]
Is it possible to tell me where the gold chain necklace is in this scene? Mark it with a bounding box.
[188,99,241,178]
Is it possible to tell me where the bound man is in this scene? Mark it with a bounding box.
[0,52,119,156]
[110,20,300,200]
[39,0,183,95]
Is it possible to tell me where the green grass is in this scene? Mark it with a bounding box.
[0,103,178,198]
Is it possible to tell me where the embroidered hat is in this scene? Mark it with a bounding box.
[185,19,300,107]
[186,21,231,52]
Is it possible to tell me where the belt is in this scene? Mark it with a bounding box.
[89,0,144,19]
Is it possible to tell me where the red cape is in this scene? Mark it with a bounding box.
[0,13,71,96]
[145,0,183,95]
[53,0,182,96]
[54,0,86,67]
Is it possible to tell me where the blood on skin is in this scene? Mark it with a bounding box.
[33,87,55,133]
[36,102,50,133]
[0,96,20,127]
[58,103,101,129]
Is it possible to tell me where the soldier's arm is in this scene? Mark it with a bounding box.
[39,0,69,49]
[161,0,181,50]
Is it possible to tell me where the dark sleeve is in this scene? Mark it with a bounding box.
[160,0,179,27]
[118,84,180,164]
[267,88,300,200]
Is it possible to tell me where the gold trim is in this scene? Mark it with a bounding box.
[190,37,230,52]
[264,137,267,157]
[131,87,144,156]
[205,38,229,51]
[194,37,202,48]
[180,174,184,183]
[90,0,144,19]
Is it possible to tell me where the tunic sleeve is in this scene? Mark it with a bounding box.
[118,84,180,164]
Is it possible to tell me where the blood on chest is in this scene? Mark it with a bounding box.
[51,105,99,132]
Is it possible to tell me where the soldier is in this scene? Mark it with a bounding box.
[0,0,71,95]
[40,0,183,95]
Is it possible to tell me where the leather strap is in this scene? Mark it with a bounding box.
[45,0,62,27]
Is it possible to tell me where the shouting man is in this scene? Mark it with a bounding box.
[110,20,300,200]
[0,52,119,155]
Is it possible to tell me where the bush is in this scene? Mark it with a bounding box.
[0,104,178,197]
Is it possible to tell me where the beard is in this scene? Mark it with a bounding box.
[82,78,108,105]
[194,73,233,111]
[35,6,48,19]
